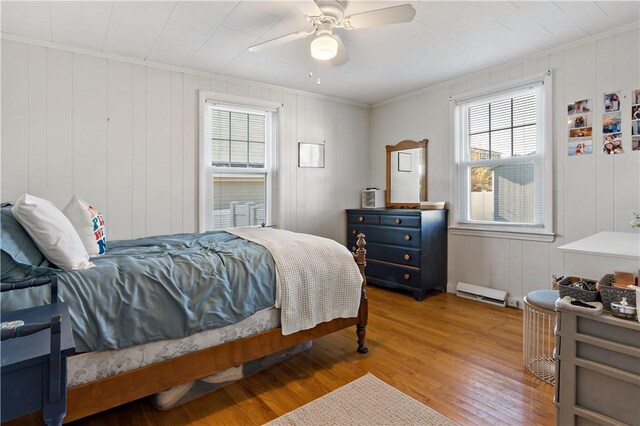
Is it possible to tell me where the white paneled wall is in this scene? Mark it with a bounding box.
[3,28,638,299]
[371,27,640,300]
[1,39,371,242]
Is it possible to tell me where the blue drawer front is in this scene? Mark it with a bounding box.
[379,215,420,228]
[348,240,420,267]
[347,224,420,248]
[366,260,420,288]
[347,214,379,225]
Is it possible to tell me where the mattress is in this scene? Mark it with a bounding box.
[67,307,280,387]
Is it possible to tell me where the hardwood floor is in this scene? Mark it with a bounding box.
[70,287,555,426]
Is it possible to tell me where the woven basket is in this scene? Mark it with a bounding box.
[598,274,637,311]
[557,276,599,302]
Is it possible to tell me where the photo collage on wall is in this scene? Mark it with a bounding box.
[603,91,622,154]
[567,99,593,156]
[632,89,640,151]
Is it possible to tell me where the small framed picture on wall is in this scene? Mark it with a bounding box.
[298,142,325,168]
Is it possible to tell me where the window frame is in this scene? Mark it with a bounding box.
[198,91,281,232]
[450,71,554,242]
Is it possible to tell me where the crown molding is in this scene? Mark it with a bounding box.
[4,19,638,111]
[372,21,640,108]
[0,33,371,109]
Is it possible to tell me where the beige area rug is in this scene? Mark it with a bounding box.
[264,373,459,426]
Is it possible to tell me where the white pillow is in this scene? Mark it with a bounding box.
[62,196,107,256]
[11,194,94,270]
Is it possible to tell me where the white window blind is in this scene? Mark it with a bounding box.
[211,110,266,168]
[454,74,552,234]
[201,100,276,231]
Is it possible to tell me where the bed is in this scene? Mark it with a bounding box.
[1,205,368,422]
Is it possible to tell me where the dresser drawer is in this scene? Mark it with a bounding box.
[347,224,420,248]
[366,260,420,288]
[348,241,420,267]
[379,215,420,228]
[347,213,379,225]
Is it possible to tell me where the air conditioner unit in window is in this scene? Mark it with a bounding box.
[456,281,508,307]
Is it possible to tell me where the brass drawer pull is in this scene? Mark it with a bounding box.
[352,246,356,252]
[404,254,411,261]
[404,273,411,280]
[352,230,357,236]
[404,234,411,241]
[395,218,401,224]
[358,216,364,222]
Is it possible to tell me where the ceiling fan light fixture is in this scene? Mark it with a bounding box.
[310,35,338,60]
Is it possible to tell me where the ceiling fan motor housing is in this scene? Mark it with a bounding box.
[316,22,333,37]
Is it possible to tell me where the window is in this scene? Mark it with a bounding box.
[452,72,553,240]
[199,92,279,232]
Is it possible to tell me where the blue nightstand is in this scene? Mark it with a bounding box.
[1,283,75,425]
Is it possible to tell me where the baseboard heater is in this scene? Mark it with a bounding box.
[456,282,507,307]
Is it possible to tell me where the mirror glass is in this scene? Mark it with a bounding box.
[390,148,423,203]
[385,140,428,208]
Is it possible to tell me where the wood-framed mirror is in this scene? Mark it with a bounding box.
[385,139,428,208]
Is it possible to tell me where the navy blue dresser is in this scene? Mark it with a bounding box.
[346,208,448,301]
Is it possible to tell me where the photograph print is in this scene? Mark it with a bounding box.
[604,92,620,112]
[602,113,621,134]
[633,137,640,152]
[569,127,592,139]
[633,120,640,136]
[603,133,623,155]
[633,89,640,106]
[632,105,640,120]
[569,114,590,129]
[568,139,593,156]
[568,99,591,115]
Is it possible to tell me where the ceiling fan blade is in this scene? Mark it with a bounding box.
[342,4,416,30]
[331,35,349,67]
[248,30,314,53]
[294,0,323,17]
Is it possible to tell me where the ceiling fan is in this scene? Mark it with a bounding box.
[248,1,416,67]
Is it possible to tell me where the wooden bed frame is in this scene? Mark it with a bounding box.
[54,233,368,422]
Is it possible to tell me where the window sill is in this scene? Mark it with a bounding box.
[449,225,555,242]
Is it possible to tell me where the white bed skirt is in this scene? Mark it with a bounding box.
[67,307,280,387]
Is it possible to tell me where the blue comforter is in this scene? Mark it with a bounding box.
[1,232,276,353]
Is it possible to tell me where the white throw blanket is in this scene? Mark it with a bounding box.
[226,227,363,335]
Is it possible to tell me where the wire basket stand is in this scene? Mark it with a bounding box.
[523,295,556,384]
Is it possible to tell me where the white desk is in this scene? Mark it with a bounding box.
[558,232,640,278]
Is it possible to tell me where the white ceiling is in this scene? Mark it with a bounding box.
[2,1,639,104]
